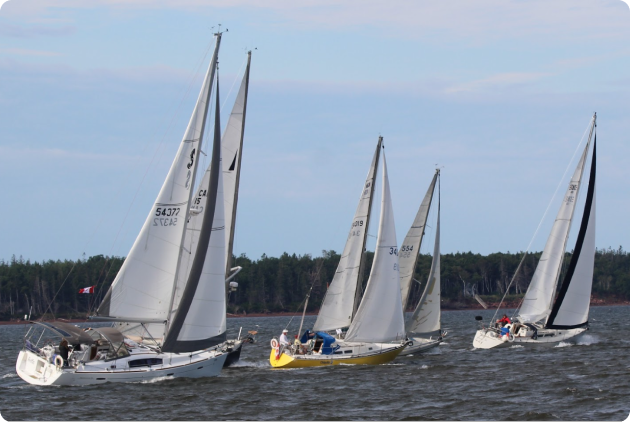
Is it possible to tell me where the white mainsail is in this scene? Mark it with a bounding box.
[97,34,222,342]
[223,51,252,272]
[398,171,438,311]
[313,138,382,332]
[518,121,594,324]
[546,136,596,328]
[406,177,441,337]
[345,152,405,343]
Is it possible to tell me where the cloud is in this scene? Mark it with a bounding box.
[0,22,76,38]
[0,47,61,56]
[445,72,551,94]
[2,0,630,43]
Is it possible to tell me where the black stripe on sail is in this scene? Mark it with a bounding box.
[228,151,238,171]
[162,62,224,354]
[546,135,596,329]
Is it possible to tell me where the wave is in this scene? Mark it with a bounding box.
[555,341,573,348]
[577,334,599,345]
[1,373,17,379]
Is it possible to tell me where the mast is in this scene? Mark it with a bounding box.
[162,60,224,353]
[406,169,441,336]
[225,51,252,276]
[399,169,439,311]
[518,113,596,324]
[164,32,222,338]
[352,136,382,320]
[546,114,597,329]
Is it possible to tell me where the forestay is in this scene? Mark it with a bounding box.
[398,171,438,311]
[345,153,405,343]
[518,125,593,324]
[97,35,222,342]
[313,139,381,332]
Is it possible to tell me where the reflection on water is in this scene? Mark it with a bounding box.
[1,306,629,421]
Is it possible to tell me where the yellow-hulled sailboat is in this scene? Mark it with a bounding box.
[269,137,408,368]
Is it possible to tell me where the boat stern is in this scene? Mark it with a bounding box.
[472,329,509,349]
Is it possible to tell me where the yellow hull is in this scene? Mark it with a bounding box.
[269,343,406,368]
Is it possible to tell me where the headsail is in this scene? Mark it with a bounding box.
[223,51,252,274]
[546,130,596,329]
[313,138,381,332]
[345,151,405,343]
[518,115,595,324]
[96,34,222,341]
[406,170,441,337]
[162,62,226,353]
[398,170,438,311]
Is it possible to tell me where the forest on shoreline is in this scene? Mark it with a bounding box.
[0,247,628,321]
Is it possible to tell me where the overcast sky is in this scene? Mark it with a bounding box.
[0,0,629,263]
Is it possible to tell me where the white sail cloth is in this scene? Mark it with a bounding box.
[222,53,251,271]
[518,134,592,324]
[345,153,405,343]
[314,142,380,332]
[398,172,437,311]
[406,192,441,336]
[98,36,221,339]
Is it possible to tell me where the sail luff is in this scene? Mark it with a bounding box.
[399,170,438,311]
[224,51,252,276]
[546,128,596,329]
[406,171,441,336]
[352,136,382,321]
[518,117,594,324]
[162,65,224,353]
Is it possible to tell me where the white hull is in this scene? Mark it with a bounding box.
[473,326,588,349]
[16,348,227,386]
[398,336,442,356]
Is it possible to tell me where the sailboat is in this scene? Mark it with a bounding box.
[398,169,445,356]
[269,138,408,368]
[216,50,253,367]
[473,114,597,349]
[16,33,230,385]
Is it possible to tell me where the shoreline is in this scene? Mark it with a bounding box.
[3,300,627,325]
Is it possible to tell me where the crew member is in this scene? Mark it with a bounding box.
[279,329,290,347]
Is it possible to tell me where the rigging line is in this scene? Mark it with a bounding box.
[109,40,216,258]
[40,41,216,319]
[491,116,595,322]
[221,54,248,111]
[284,258,325,331]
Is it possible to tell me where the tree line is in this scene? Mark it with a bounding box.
[0,247,628,321]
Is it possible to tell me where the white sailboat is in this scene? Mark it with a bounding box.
[398,169,445,356]
[16,33,230,385]
[473,114,597,349]
[270,138,408,368]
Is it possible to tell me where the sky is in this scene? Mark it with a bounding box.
[0,0,629,263]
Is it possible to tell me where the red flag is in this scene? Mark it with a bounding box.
[78,286,95,294]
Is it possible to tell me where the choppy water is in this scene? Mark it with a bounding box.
[1,306,629,421]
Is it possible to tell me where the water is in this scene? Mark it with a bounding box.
[1,306,629,421]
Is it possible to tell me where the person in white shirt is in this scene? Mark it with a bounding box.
[279,329,290,346]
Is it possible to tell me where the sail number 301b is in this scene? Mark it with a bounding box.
[153,207,180,227]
